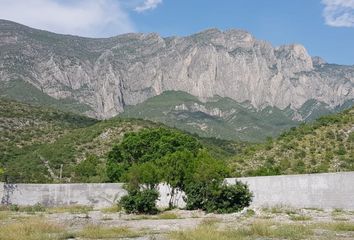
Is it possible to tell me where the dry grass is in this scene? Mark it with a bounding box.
[157,212,180,220]
[0,211,11,221]
[317,222,354,232]
[0,218,70,240]
[289,214,312,221]
[77,225,141,239]
[101,204,122,213]
[131,211,180,220]
[170,220,313,240]
[46,205,93,214]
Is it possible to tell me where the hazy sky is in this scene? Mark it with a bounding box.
[0,0,353,65]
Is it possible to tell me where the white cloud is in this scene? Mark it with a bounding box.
[135,0,162,13]
[322,0,354,27]
[0,0,136,37]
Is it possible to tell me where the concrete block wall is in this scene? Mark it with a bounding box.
[1,171,354,210]
[226,171,354,210]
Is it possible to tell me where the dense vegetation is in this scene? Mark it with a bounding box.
[231,107,354,176]
[110,128,252,214]
[120,91,352,142]
[0,98,243,183]
[1,97,353,184]
[120,91,300,142]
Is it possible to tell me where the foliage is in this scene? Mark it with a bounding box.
[109,127,252,214]
[120,91,301,142]
[231,107,354,176]
[0,167,4,180]
[106,127,202,182]
[119,189,159,214]
[123,162,161,191]
[205,182,253,213]
[1,98,243,183]
[185,181,252,213]
[73,155,107,183]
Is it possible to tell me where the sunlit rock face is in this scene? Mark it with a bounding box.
[0,20,353,118]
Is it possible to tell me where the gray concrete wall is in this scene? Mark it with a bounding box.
[1,183,126,209]
[0,182,186,209]
[226,171,354,210]
[1,171,354,210]
[0,182,4,205]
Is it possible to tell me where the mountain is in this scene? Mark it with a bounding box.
[0,20,353,118]
[0,20,353,141]
[0,98,243,183]
[120,91,298,141]
[230,107,354,176]
[120,91,353,141]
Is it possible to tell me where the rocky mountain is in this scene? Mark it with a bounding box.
[120,91,353,141]
[0,20,353,132]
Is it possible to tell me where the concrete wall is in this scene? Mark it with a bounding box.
[226,171,354,210]
[1,183,126,208]
[0,182,4,205]
[1,171,354,210]
[0,182,186,209]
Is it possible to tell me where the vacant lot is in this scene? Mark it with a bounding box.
[1,205,354,239]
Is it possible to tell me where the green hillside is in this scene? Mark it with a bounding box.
[0,98,243,183]
[120,91,351,142]
[230,107,354,176]
[120,91,299,142]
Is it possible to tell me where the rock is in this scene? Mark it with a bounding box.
[0,20,353,119]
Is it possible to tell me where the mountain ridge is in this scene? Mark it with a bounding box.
[0,19,353,120]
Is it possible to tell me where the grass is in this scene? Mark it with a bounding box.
[157,212,180,220]
[131,211,180,220]
[0,218,71,240]
[0,211,12,221]
[289,214,312,221]
[101,204,122,213]
[318,222,354,232]
[263,206,298,215]
[304,207,324,212]
[244,209,256,217]
[170,220,313,240]
[332,208,345,216]
[46,205,93,214]
[77,225,141,239]
[332,216,350,221]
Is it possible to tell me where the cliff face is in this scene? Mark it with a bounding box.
[0,20,353,119]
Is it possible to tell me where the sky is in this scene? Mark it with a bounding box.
[0,0,353,65]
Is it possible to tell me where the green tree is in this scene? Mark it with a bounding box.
[123,162,161,191]
[73,155,106,182]
[0,167,4,181]
[156,150,194,208]
[107,128,202,182]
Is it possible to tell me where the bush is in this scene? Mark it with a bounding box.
[185,181,253,213]
[119,189,159,214]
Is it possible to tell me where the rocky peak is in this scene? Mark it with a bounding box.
[0,20,353,119]
[312,56,327,66]
[275,44,313,73]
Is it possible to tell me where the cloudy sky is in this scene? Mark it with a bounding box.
[0,0,353,64]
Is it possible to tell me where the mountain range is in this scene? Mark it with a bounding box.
[0,19,353,141]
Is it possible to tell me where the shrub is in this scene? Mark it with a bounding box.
[185,181,253,213]
[119,189,159,214]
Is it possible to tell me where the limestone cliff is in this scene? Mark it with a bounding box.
[0,20,353,119]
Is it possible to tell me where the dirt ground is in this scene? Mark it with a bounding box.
[1,206,354,239]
